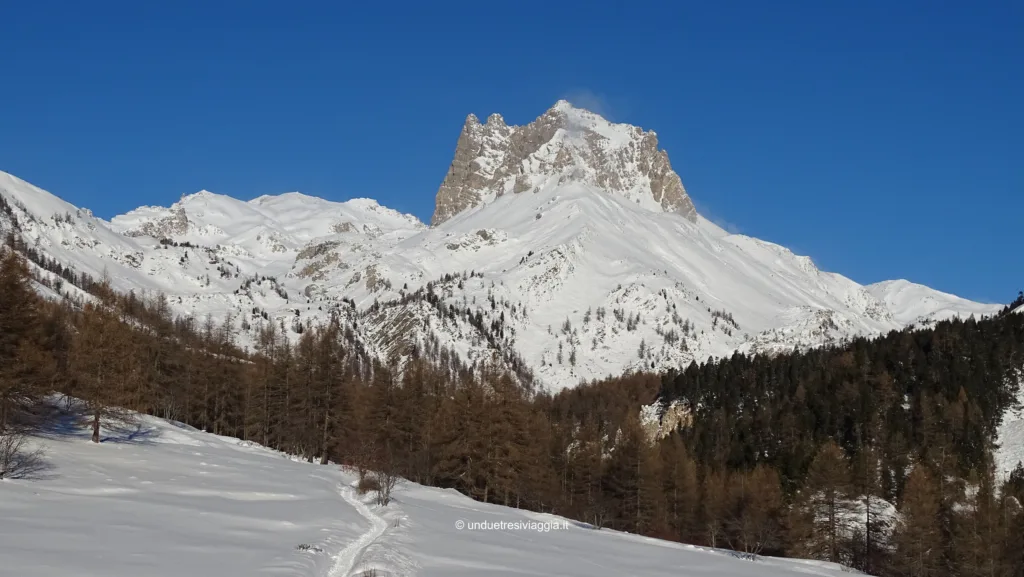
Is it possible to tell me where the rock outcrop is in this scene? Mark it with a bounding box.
[431,100,697,225]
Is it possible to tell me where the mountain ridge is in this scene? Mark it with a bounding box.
[0,103,1000,390]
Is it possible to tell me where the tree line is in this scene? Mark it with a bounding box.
[2,244,1023,577]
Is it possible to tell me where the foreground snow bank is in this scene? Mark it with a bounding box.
[1,408,860,577]
[0,411,368,577]
[394,481,859,577]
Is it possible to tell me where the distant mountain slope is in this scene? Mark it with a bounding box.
[865,279,996,325]
[0,103,1000,389]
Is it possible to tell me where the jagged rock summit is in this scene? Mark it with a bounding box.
[431,100,697,226]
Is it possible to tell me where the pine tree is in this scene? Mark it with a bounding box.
[315,318,345,464]
[954,462,1010,577]
[601,412,662,533]
[789,440,854,564]
[392,358,430,482]
[661,434,700,543]
[430,378,487,498]
[850,445,890,574]
[569,418,606,527]
[70,302,133,443]
[702,469,730,548]
[0,252,51,432]
[728,465,784,556]
[636,431,666,536]
[892,465,943,577]
[999,481,1024,577]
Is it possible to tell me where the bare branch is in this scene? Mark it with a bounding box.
[0,431,50,480]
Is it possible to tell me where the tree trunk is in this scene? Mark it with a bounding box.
[320,402,330,465]
[262,367,269,447]
[864,494,873,574]
[92,409,100,443]
[0,394,8,433]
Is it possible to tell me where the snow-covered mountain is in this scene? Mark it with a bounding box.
[0,101,999,390]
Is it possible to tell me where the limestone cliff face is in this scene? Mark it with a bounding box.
[430,100,698,226]
[121,205,190,238]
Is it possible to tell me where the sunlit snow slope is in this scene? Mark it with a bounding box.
[1,409,860,577]
[0,101,1000,390]
[996,367,1024,479]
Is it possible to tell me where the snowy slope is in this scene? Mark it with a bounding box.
[0,411,368,577]
[0,409,861,577]
[996,368,1024,479]
[865,279,994,326]
[112,191,423,254]
[0,172,152,288]
[0,102,1000,389]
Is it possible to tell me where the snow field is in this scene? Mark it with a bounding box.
[2,407,865,577]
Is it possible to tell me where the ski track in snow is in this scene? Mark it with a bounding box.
[329,484,389,577]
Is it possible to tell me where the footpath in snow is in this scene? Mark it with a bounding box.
[328,485,390,576]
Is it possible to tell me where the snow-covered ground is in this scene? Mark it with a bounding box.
[996,368,1024,479]
[0,411,366,577]
[1,409,861,577]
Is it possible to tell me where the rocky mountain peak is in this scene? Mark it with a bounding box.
[430,102,698,226]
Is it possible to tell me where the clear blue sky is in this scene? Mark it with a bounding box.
[1,1,1020,303]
